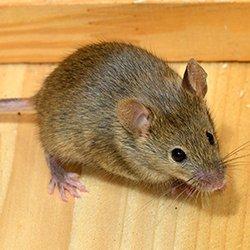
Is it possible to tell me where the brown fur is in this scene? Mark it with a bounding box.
[31,42,225,189]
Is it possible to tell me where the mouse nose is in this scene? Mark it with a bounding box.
[195,170,226,191]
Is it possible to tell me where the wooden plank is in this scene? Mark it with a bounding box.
[0,65,74,250]
[0,62,249,249]
[2,1,249,6]
[0,2,249,63]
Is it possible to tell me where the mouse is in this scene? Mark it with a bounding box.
[0,42,226,201]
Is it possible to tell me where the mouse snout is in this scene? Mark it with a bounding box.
[195,169,226,192]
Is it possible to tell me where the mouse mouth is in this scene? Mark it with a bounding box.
[171,177,226,196]
[171,179,197,196]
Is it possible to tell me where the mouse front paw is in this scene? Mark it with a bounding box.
[48,172,88,202]
[46,154,88,202]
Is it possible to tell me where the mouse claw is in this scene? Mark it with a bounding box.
[59,186,68,202]
[67,177,88,192]
[64,183,81,198]
[57,183,81,202]
[48,172,87,202]
[48,180,55,194]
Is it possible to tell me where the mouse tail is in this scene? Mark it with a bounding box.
[0,98,35,112]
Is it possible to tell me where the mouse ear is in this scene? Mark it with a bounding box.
[117,99,150,137]
[182,59,208,98]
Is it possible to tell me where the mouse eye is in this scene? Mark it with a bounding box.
[206,131,215,145]
[171,148,187,163]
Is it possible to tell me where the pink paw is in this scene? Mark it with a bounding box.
[48,172,88,202]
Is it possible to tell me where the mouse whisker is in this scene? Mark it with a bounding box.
[226,166,247,171]
[191,188,199,200]
[195,190,200,204]
[124,176,195,227]
[164,185,190,209]
[221,155,249,166]
[226,172,245,179]
[154,184,191,228]
[218,163,247,175]
[205,192,212,207]
[220,153,250,163]
[221,154,250,165]
[221,141,250,161]
[155,176,197,218]
[178,189,195,211]
[200,191,208,208]
[221,149,250,164]
[200,191,204,207]
[231,161,250,165]
[185,187,197,205]
[220,156,247,167]
[153,177,197,226]
[195,189,201,204]
[225,173,234,179]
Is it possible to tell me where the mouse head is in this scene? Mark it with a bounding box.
[117,59,226,193]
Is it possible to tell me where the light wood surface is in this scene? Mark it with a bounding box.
[0,2,250,63]
[1,0,250,5]
[0,62,249,249]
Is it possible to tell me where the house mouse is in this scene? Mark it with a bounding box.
[0,42,226,201]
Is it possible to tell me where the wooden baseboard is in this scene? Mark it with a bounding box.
[0,1,249,63]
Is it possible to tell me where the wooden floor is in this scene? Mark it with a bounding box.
[0,63,249,250]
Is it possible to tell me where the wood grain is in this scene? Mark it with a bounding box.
[1,1,250,5]
[0,63,249,249]
[0,2,250,63]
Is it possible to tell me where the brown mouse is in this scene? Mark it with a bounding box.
[0,42,226,201]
